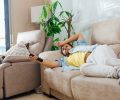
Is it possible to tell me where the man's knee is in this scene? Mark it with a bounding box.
[80,63,89,74]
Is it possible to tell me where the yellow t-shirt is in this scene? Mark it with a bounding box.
[66,51,87,67]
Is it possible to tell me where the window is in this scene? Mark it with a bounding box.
[0,0,10,54]
[0,0,5,54]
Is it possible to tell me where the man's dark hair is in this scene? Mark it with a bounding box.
[60,43,73,56]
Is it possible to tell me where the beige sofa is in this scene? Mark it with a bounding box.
[0,30,52,99]
[39,18,120,100]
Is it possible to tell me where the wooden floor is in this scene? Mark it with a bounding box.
[6,91,58,100]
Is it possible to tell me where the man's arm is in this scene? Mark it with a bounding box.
[29,54,59,68]
[57,33,84,46]
[41,60,59,68]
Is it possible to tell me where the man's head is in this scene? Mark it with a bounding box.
[61,43,73,56]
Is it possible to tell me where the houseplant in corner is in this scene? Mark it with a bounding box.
[39,0,74,50]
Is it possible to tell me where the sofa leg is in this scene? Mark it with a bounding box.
[35,86,43,94]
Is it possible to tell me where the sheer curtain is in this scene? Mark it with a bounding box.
[0,0,5,53]
[72,0,120,33]
[55,0,120,41]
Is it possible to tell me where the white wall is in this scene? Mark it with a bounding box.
[9,0,44,44]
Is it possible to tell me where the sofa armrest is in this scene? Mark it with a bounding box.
[0,63,12,69]
[4,61,41,97]
[43,37,53,52]
[39,50,63,61]
[2,56,31,63]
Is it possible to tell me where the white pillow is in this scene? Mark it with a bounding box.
[5,41,30,56]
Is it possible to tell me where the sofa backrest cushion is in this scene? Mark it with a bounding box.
[91,18,120,58]
[109,44,120,58]
[91,18,120,45]
[17,30,45,55]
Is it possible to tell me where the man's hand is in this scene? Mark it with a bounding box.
[29,54,43,62]
[29,54,38,61]
[57,41,66,47]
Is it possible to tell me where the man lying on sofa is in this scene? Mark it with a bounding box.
[29,33,120,83]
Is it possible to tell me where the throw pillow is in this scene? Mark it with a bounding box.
[3,41,30,63]
[5,41,30,56]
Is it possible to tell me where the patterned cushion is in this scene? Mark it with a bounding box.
[3,42,30,63]
[5,42,30,56]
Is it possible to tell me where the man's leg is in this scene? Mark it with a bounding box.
[82,45,120,84]
[87,44,120,66]
[80,63,119,78]
[86,45,117,64]
[80,63,114,78]
[105,58,120,66]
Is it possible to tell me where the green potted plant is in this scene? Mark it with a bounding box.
[39,0,74,50]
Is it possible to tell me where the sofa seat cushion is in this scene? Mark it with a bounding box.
[71,75,120,100]
[44,67,80,98]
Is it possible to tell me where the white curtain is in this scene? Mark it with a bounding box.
[54,0,120,41]
[72,0,120,33]
[0,0,5,53]
[0,0,5,36]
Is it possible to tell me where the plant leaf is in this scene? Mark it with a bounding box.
[64,11,72,17]
[52,1,58,13]
[54,38,60,42]
[59,11,64,16]
[53,16,59,22]
[43,6,47,19]
[58,2,63,10]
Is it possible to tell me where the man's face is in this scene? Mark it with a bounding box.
[61,44,72,56]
